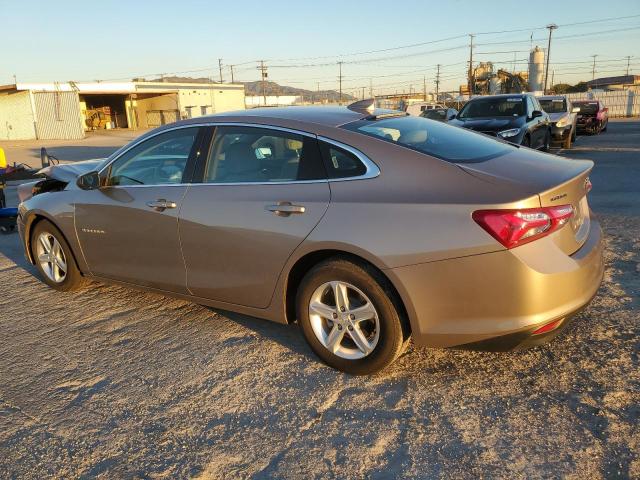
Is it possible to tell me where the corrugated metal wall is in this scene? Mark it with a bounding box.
[565,90,640,118]
[33,91,84,139]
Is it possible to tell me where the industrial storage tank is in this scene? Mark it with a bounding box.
[528,46,545,92]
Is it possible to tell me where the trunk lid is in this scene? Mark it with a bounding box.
[459,148,593,255]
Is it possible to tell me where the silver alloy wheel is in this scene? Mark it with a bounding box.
[308,281,380,360]
[36,231,67,283]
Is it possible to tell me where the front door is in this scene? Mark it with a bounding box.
[179,125,330,308]
[75,126,202,293]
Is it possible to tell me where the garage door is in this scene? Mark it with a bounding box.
[33,91,84,140]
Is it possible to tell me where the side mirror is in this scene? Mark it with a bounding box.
[531,110,543,119]
[77,171,101,190]
[571,107,581,113]
[448,113,457,120]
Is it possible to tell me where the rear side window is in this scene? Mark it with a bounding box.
[318,141,367,179]
[203,126,326,183]
[342,115,512,163]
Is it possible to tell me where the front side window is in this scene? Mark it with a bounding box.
[342,115,512,164]
[203,126,326,183]
[459,97,525,118]
[107,127,198,186]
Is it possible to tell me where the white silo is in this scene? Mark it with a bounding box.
[528,46,545,92]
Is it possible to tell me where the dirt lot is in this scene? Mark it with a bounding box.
[0,121,638,479]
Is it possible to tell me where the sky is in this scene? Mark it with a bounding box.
[1,0,639,95]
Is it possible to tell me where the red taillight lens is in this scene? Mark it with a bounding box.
[532,318,563,335]
[473,205,573,249]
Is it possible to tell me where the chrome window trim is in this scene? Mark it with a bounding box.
[317,135,380,182]
[98,121,380,186]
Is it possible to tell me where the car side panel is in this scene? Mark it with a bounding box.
[18,190,90,273]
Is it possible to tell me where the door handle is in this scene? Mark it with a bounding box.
[266,202,306,217]
[146,199,177,211]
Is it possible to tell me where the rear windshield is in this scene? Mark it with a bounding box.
[342,115,512,163]
[459,97,525,118]
[574,102,599,114]
[539,98,567,113]
[421,109,448,120]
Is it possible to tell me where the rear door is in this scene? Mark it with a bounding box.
[178,125,330,308]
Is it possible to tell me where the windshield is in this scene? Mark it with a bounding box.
[421,109,448,120]
[539,98,567,114]
[574,102,599,115]
[459,97,525,118]
[342,115,512,163]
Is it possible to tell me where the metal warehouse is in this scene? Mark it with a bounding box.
[0,80,245,140]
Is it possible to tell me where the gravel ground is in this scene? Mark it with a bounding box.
[0,121,638,479]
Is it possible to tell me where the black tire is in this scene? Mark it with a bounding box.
[572,125,577,142]
[602,121,608,132]
[542,129,551,152]
[296,258,407,375]
[521,135,531,148]
[563,129,572,149]
[31,219,85,291]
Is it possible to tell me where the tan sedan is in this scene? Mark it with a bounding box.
[17,101,604,374]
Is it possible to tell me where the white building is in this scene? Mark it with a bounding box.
[0,80,245,140]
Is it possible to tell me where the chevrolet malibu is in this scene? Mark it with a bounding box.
[17,101,604,375]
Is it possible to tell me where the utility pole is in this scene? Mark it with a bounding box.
[467,34,474,96]
[591,54,598,81]
[625,56,632,76]
[218,58,223,83]
[229,65,235,83]
[338,61,343,105]
[551,70,555,90]
[369,78,373,98]
[543,24,557,94]
[258,60,268,106]
[423,75,427,101]
[435,64,441,100]
[361,86,365,100]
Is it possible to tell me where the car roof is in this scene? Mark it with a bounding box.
[469,94,528,100]
[201,106,368,128]
[538,95,566,100]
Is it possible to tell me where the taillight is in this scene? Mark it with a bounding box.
[473,205,573,249]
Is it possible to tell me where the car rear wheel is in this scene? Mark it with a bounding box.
[32,219,85,291]
[296,258,407,375]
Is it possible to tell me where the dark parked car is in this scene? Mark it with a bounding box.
[573,100,608,134]
[450,94,551,150]
[538,95,579,149]
[420,107,458,122]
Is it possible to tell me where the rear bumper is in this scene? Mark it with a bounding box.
[388,217,604,349]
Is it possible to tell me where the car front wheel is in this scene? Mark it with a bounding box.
[296,258,407,375]
[31,219,85,291]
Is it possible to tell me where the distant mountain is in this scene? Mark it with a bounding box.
[242,81,354,103]
[147,76,353,103]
